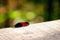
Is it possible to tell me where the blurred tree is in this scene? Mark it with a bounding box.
[46,0,53,21]
[51,0,59,20]
[0,0,8,6]
[58,0,60,19]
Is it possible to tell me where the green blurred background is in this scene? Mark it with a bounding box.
[0,0,60,27]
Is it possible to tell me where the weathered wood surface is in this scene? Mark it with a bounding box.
[0,20,60,40]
